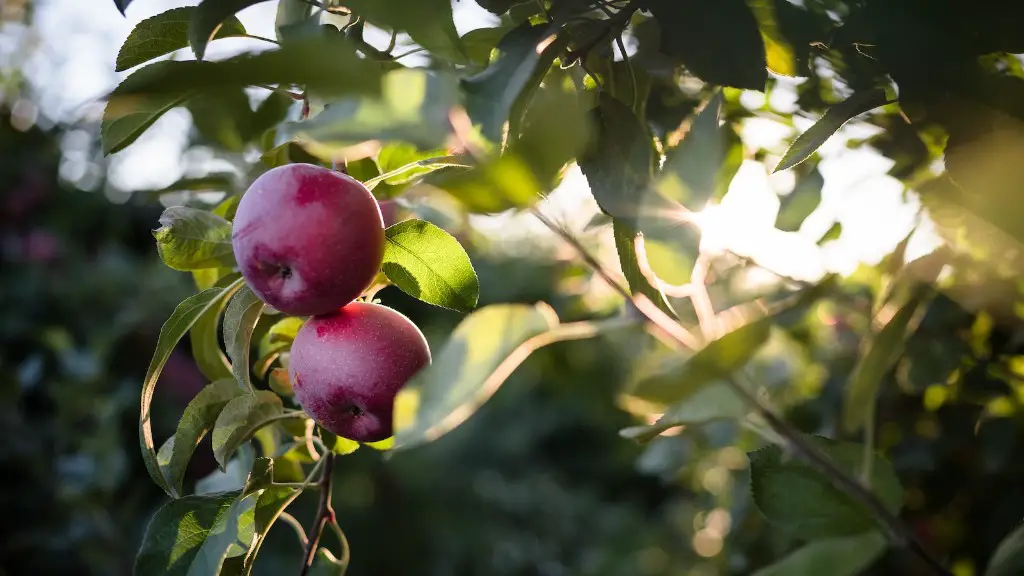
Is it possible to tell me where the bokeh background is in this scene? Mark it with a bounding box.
[4,1,1024,575]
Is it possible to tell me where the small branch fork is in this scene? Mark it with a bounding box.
[530,207,952,576]
[298,452,339,576]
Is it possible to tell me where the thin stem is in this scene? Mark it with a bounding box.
[391,46,428,60]
[278,512,309,547]
[298,453,336,576]
[532,207,952,576]
[385,30,397,54]
[253,84,305,100]
[241,33,279,45]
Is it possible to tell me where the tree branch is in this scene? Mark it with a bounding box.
[298,452,336,576]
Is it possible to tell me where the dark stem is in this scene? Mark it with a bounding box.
[531,208,952,576]
[297,452,335,576]
[564,0,641,64]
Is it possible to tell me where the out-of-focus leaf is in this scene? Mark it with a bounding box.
[747,0,799,77]
[620,381,751,442]
[162,379,243,495]
[612,219,677,319]
[775,165,824,231]
[382,219,480,312]
[257,316,305,360]
[775,89,890,172]
[260,141,323,169]
[190,0,271,60]
[987,522,1024,576]
[138,173,237,198]
[153,207,235,271]
[134,491,256,576]
[347,0,465,63]
[212,391,284,468]
[461,26,507,67]
[115,7,246,72]
[223,286,265,393]
[843,287,929,433]
[394,303,559,450]
[431,154,541,213]
[308,548,348,576]
[507,71,591,183]
[818,222,843,244]
[281,68,458,155]
[275,0,313,41]
[115,0,135,15]
[140,280,243,497]
[648,0,767,90]
[751,531,887,576]
[102,61,192,155]
[188,89,254,151]
[748,437,903,540]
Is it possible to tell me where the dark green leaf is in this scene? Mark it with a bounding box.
[347,0,465,63]
[134,491,256,576]
[648,0,767,90]
[461,27,507,67]
[748,437,903,540]
[188,89,253,152]
[461,22,560,143]
[473,0,529,15]
[115,7,245,72]
[190,273,241,383]
[394,303,558,450]
[382,219,480,312]
[240,485,301,574]
[163,379,244,495]
[115,0,134,15]
[153,206,235,271]
[247,92,295,142]
[987,523,1024,576]
[140,280,243,497]
[223,286,266,393]
[102,61,192,155]
[775,89,891,172]
[775,166,824,231]
[843,287,929,433]
[751,531,887,576]
[108,33,383,101]
[241,457,274,497]
[281,68,458,154]
[190,0,271,61]
[212,391,284,468]
[658,91,740,208]
[612,219,677,319]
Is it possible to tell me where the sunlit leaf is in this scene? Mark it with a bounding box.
[775,89,891,172]
[102,61,192,155]
[432,154,541,213]
[212,391,284,468]
[140,280,243,497]
[347,0,465,63]
[747,0,799,77]
[190,0,270,60]
[134,491,256,575]
[393,303,559,450]
[162,379,244,496]
[382,219,480,312]
[843,287,929,433]
[775,165,824,231]
[240,485,301,574]
[223,286,266,393]
[749,436,903,540]
[116,6,246,72]
[257,316,305,360]
[751,531,887,576]
[612,219,677,319]
[153,206,235,271]
[648,0,767,90]
[987,522,1024,576]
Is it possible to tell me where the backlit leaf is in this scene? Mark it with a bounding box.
[223,286,266,393]
[775,89,891,172]
[383,219,480,312]
[775,165,824,231]
[115,7,246,72]
[153,206,235,271]
[190,0,271,61]
[751,531,887,576]
[347,0,466,63]
[102,61,192,155]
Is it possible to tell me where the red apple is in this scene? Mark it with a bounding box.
[231,163,385,316]
[288,302,430,442]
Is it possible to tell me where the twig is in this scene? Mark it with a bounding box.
[564,0,641,65]
[241,33,279,45]
[278,512,309,547]
[298,453,336,576]
[533,207,953,576]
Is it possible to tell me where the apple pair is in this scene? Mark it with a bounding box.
[231,163,429,442]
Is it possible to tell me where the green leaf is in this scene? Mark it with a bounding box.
[140,280,244,497]
[308,548,349,576]
[775,166,824,231]
[369,144,457,198]
[102,61,192,155]
[134,491,256,576]
[394,303,559,450]
[987,523,1024,576]
[190,273,241,382]
[775,89,891,172]
[461,26,507,67]
[431,154,541,213]
[240,485,301,574]
[190,0,270,61]
[196,444,256,495]
[507,69,591,183]
[747,0,799,77]
[748,436,904,540]
[751,531,887,576]
[153,206,236,271]
[163,379,244,496]
[382,219,480,312]
[260,141,323,169]
[346,0,465,63]
[188,89,253,152]
[281,68,459,154]
[248,92,295,143]
[612,219,677,319]
[108,32,383,101]
[658,91,741,209]
[621,381,751,442]
[275,0,314,41]
[257,316,305,360]
[115,6,246,72]
[138,173,237,199]
[462,22,560,143]
[648,0,767,90]
[223,286,266,393]
[843,288,929,433]
[818,222,843,244]
[212,391,284,468]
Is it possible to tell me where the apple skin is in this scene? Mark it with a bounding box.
[288,302,431,442]
[231,163,385,316]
